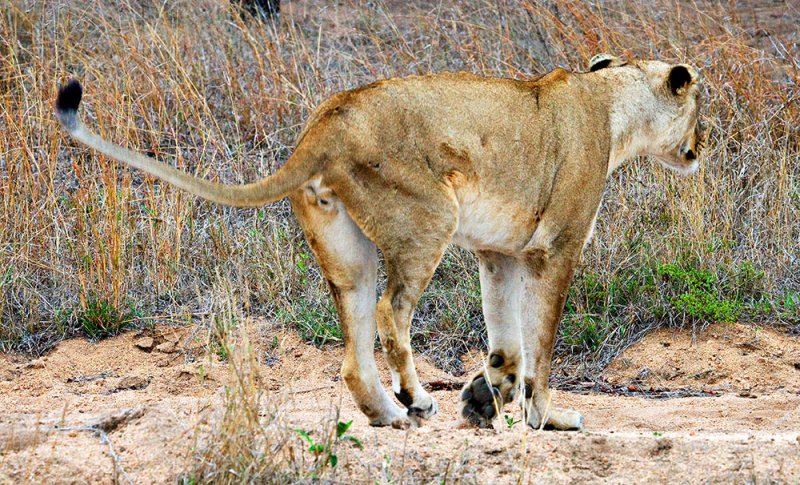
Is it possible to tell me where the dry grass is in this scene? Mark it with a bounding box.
[1,0,798,381]
[184,281,436,484]
[185,301,323,483]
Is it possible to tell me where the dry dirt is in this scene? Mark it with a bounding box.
[1,322,799,484]
[604,322,800,394]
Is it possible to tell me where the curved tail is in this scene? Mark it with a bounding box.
[54,79,320,207]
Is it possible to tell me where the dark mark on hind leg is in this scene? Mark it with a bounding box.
[395,388,413,407]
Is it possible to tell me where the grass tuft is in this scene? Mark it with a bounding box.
[184,283,362,483]
[77,294,138,340]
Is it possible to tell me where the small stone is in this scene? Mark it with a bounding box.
[25,359,45,370]
[0,370,17,382]
[155,341,176,353]
[650,438,673,456]
[116,376,149,391]
[134,337,155,351]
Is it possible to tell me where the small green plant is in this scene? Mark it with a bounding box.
[54,306,74,337]
[278,298,341,346]
[733,261,765,300]
[209,312,237,361]
[777,291,799,317]
[294,420,363,469]
[653,431,663,437]
[296,251,311,276]
[78,295,137,340]
[658,263,740,323]
[335,420,364,450]
[503,414,521,429]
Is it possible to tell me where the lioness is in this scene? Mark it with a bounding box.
[55,54,704,430]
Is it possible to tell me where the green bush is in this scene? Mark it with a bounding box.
[559,250,782,358]
[277,297,341,346]
[657,263,740,323]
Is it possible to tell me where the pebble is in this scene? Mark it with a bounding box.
[134,337,155,351]
[155,341,176,353]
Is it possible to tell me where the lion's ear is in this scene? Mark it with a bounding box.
[667,64,700,95]
[589,54,621,72]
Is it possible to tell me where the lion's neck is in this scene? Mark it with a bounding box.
[606,81,655,177]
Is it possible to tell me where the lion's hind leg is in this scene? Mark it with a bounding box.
[370,200,458,424]
[290,187,410,429]
[376,235,452,423]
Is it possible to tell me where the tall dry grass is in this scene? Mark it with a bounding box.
[1,1,798,374]
[185,281,406,483]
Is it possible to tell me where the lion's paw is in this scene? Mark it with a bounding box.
[369,406,414,429]
[390,415,413,429]
[407,394,438,421]
[527,407,584,431]
[459,375,503,428]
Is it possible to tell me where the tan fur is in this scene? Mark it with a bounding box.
[56,55,704,429]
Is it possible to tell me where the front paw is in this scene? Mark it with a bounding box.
[459,375,503,428]
[527,407,585,431]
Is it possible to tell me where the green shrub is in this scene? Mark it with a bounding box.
[559,252,779,358]
[657,263,740,323]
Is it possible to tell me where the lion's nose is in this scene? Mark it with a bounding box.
[679,145,696,161]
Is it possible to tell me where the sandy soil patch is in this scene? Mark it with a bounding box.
[1,323,798,483]
[604,322,800,394]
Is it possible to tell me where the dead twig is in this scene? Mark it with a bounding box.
[47,407,146,484]
[425,378,722,399]
[555,378,722,399]
[423,380,465,391]
[66,372,117,383]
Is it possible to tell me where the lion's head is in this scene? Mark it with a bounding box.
[590,54,706,175]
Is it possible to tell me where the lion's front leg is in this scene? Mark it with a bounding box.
[460,251,523,428]
[520,247,584,431]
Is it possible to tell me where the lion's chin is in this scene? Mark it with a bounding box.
[655,157,700,176]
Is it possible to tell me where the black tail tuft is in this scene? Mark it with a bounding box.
[56,79,83,113]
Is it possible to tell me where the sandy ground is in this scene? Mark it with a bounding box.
[604,322,800,394]
[1,322,799,484]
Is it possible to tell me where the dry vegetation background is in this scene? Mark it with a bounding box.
[1,0,798,377]
[2,1,800,482]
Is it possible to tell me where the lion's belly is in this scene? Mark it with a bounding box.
[450,191,536,254]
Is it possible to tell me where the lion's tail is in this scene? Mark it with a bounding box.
[55,79,321,208]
